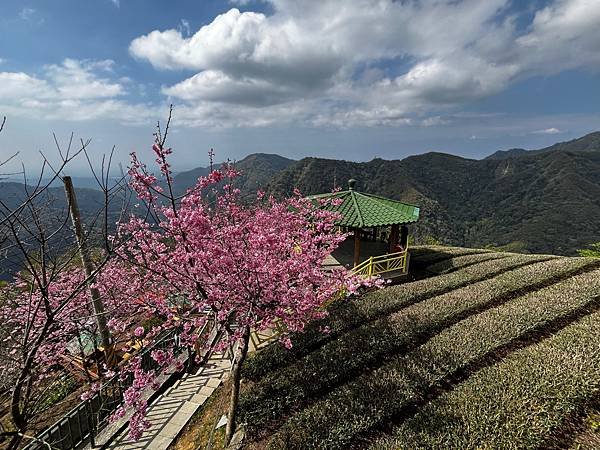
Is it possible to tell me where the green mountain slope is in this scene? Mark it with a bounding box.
[265,134,600,255]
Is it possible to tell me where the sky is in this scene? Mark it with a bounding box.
[0,0,599,174]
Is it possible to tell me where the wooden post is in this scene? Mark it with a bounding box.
[353,228,361,267]
[63,176,114,366]
[400,225,409,248]
[389,224,399,253]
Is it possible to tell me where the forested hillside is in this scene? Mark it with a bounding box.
[266,132,600,255]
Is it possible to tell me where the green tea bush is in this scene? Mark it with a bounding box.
[426,252,509,274]
[268,268,600,449]
[243,254,551,381]
[240,257,598,435]
[377,310,600,449]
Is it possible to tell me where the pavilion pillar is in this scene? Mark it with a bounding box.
[389,224,399,253]
[353,228,361,267]
[400,225,409,248]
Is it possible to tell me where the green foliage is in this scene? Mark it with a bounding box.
[422,235,442,246]
[270,268,600,449]
[410,246,493,265]
[578,242,600,258]
[378,309,600,449]
[240,257,597,438]
[36,374,78,413]
[425,252,508,274]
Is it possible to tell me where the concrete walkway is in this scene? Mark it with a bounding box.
[106,353,231,449]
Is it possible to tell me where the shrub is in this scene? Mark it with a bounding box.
[268,267,600,449]
[426,252,509,274]
[377,310,600,449]
[411,246,492,265]
[240,257,598,436]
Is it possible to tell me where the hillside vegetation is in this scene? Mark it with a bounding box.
[266,133,600,255]
[3,133,600,260]
[171,132,600,255]
[226,246,600,449]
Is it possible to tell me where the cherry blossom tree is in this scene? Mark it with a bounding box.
[0,122,131,449]
[105,117,374,443]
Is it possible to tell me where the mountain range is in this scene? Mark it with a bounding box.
[179,131,598,256]
[1,131,599,276]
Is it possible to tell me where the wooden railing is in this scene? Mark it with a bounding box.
[352,249,409,277]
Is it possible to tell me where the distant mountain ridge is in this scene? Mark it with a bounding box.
[2,132,599,263]
[485,131,600,160]
[166,131,600,255]
[263,131,600,255]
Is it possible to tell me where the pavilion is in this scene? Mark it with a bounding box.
[309,179,420,277]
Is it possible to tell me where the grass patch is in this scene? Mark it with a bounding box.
[375,309,600,449]
[243,253,551,382]
[239,257,598,438]
[265,268,600,449]
[410,246,492,266]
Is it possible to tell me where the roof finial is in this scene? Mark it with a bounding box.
[348,179,357,190]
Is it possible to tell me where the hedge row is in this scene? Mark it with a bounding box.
[266,268,600,449]
[243,253,551,381]
[426,252,510,274]
[240,257,598,435]
[375,306,600,449]
[411,247,493,266]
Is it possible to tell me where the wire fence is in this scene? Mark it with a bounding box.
[23,330,185,450]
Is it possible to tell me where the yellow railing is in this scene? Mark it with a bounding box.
[352,249,409,277]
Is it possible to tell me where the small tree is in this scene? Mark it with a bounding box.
[0,120,131,448]
[105,121,372,443]
[577,242,600,258]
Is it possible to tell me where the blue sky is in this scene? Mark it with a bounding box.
[0,0,599,174]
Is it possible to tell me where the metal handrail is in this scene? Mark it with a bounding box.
[352,248,409,277]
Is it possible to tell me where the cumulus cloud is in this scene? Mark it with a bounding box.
[19,7,36,20]
[0,59,153,123]
[135,0,600,128]
[10,0,600,129]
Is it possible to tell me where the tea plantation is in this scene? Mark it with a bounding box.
[211,247,600,448]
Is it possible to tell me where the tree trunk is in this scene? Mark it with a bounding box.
[225,325,251,445]
[63,176,114,366]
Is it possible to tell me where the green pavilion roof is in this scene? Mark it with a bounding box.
[308,185,420,228]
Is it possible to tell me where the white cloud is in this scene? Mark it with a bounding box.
[126,0,600,128]
[0,59,154,123]
[0,58,5,65]
[9,0,600,130]
[19,7,36,20]
[111,0,120,7]
[19,7,44,24]
[533,127,561,135]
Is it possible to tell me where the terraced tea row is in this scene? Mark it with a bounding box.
[377,309,600,449]
[410,246,492,265]
[425,252,509,274]
[264,268,600,449]
[243,253,551,381]
[240,257,598,437]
